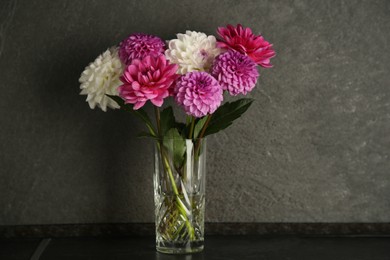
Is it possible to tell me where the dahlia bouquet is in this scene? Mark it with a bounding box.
[79,24,275,253]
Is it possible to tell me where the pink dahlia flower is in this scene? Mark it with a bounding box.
[118,55,179,110]
[174,72,223,118]
[119,33,165,65]
[217,24,275,68]
[211,50,259,96]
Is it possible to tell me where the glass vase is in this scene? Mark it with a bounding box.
[154,138,206,254]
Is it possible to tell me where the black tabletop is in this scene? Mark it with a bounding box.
[1,236,390,260]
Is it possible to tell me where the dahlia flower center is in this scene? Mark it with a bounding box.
[197,79,207,88]
[200,49,208,60]
[135,42,150,52]
[231,58,247,75]
[139,68,160,87]
[195,79,213,96]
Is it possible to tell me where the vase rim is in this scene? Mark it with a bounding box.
[152,137,207,141]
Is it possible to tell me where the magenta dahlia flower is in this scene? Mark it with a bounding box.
[119,33,165,65]
[174,72,223,118]
[118,55,179,110]
[211,50,259,96]
[217,24,275,68]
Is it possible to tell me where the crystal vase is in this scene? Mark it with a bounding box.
[154,138,206,254]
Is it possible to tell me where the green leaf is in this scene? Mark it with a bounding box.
[137,131,159,140]
[163,128,186,170]
[204,98,254,136]
[194,117,208,139]
[106,95,156,136]
[160,106,175,137]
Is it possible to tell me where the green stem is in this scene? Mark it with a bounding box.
[194,114,212,156]
[161,149,195,240]
[154,107,161,135]
[186,115,191,126]
[188,117,195,139]
[154,108,195,241]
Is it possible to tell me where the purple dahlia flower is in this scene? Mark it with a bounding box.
[211,50,259,96]
[119,33,165,65]
[174,72,223,118]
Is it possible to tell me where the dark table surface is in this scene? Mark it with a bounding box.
[1,236,390,260]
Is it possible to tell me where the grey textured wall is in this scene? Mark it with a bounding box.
[0,0,389,225]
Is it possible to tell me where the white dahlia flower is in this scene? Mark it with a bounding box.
[165,31,222,74]
[79,47,123,111]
